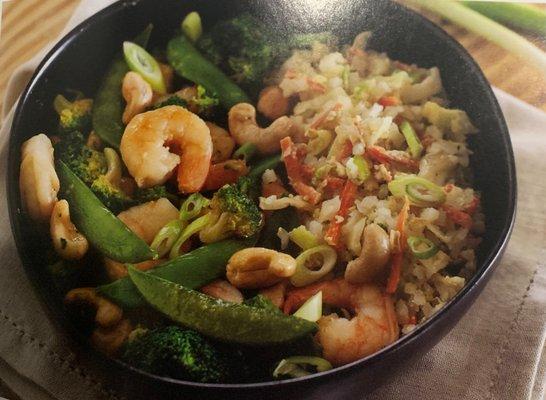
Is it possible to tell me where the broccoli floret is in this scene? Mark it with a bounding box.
[122,326,231,383]
[196,14,335,94]
[192,85,219,116]
[54,132,107,185]
[134,185,178,205]
[90,175,133,214]
[152,95,188,110]
[54,94,93,134]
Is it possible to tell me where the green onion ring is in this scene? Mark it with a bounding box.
[407,236,439,259]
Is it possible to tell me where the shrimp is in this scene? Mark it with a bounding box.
[284,278,399,366]
[120,105,212,193]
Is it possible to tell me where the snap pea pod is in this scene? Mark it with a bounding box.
[127,266,317,345]
[92,25,152,148]
[57,161,157,263]
[98,239,253,308]
[166,34,250,110]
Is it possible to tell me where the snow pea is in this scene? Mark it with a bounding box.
[166,34,250,110]
[57,161,157,263]
[92,25,152,148]
[127,266,317,345]
[98,238,254,308]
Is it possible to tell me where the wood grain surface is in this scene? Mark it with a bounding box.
[1,0,546,119]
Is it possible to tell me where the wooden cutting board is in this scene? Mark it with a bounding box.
[1,0,545,119]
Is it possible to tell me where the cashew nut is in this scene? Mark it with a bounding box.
[19,134,60,222]
[228,103,294,155]
[103,148,123,188]
[257,85,290,120]
[226,247,296,289]
[259,281,288,309]
[206,122,235,163]
[122,71,153,124]
[65,287,123,328]
[91,318,132,356]
[345,223,391,284]
[201,279,244,304]
[50,200,89,260]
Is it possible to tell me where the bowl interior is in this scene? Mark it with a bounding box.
[7,0,515,389]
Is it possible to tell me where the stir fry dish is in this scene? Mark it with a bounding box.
[19,12,484,382]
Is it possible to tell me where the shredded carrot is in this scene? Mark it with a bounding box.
[337,140,353,161]
[366,145,419,171]
[378,96,399,107]
[322,176,346,197]
[262,180,288,198]
[386,196,410,294]
[202,160,248,191]
[443,205,473,229]
[324,180,358,249]
[280,137,321,205]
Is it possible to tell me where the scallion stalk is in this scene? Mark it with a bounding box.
[462,2,546,36]
[413,0,546,75]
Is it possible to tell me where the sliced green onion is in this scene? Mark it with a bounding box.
[273,356,333,379]
[169,214,211,259]
[123,41,166,94]
[347,155,370,184]
[289,225,319,250]
[413,0,546,76]
[179,193,210,222]
[400,120,423,159]
[290,245,337,287]
[407,236,439,260]
[181,11,203,43]
[294,291,322,322]
[233,143,258,163]
[53,94,72,114]
[388,175,446,207]
[462,2,546,37]
[151,220,185,258]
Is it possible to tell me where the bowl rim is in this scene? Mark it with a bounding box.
[7,0,517,390]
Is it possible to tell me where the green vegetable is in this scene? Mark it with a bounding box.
[90,174,133,214]
[179,193,210,222]
[293,291,322,322]
[123,41,166,94]
[248,154,281,179]
[151,95,188,110]
[462,2,546,37]
[169,214,211,259]
[400,120,423,159]
[290,245,337,287]
[289,225,319,251]
[181,11,203,42]
[199,182,263,243]
[388,175,446,207]
[151,220,185,258]
[167,34,250,109]
[233,143,258,163]
[347,155,370,184]
[57,161,157,263]
[53,95,93,134]
[92,25,152,148]
[122,326,230,382]
[133,185,177,205]
[127,266,317,345]
[407,236,439,259]
[413,0,546,75]
[98,239,252,308]
[273,356,332,379]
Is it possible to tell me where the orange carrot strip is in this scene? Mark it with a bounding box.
[324,180,358,248]
[202,160,248,191]
[443,205,473,229]
[366,146,419,171]
[378,96,399,107]
[386,196,410,294]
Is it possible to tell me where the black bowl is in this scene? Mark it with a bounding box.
[7,0,516,398]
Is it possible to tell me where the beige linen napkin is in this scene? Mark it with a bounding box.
[0,1,545,399]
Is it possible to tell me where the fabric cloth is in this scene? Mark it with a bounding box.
[0,1,544,399]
